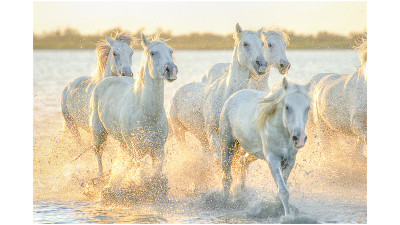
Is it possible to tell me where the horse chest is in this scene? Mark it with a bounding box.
[265,134,297,160]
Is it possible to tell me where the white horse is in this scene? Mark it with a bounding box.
[219,78,311,216]
[90,34,177,177]
[61,33,134,146]
[201,30,290,92]
[307,37,367,153]
[168,23,268,159]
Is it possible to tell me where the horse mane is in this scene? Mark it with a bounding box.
[354,36,367,67]
[257,82,310,130]
[262,30,290,45]
[93,32,136,81]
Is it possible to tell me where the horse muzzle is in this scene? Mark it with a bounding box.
[278,59,291,75]
[164,63,178,81]
[254,57,268,75]
[293,133,307,148]
[122,67,133,77]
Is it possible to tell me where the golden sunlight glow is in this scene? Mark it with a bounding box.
[34,1,366,36]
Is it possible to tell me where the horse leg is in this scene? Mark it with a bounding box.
[207,130,222,163]
[168,99,188,151]
[352,119,367,157]
[238,150,257,191]
[150,147,165,177]
[267,153,291,216]
[91,112,107,178]
[61,108,83,146]
[282,156,296,186]
[220,127,238,199]
[173,122,188,151]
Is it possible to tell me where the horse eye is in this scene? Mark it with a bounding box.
[243,42,248,47]
[113,52,117,56]
[150,52,156,56]
[268,43,272,47]
[286,105,289,110]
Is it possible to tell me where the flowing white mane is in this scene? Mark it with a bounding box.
[354,36,367,67]
[93,32,135,81]
[257,82,310,129]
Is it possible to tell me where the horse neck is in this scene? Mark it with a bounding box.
[247,67,271,91]
[134,63,165,117]
[263,103,289,137]
[224,47,251,98]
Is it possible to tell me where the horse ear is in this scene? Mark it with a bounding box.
[235,23,243,34]
[234,23,243,40]
[282,77,288,90]
[257,28,263,37]
[141,33,150,48]
[105,35,114,46]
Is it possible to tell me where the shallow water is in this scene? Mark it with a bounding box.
[33,49,366,223]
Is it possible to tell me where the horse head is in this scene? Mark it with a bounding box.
[141,33,178,82]
[233,23,268,77]
[105,34,134,77]
[281,78,311,148]
[262,30,291,75]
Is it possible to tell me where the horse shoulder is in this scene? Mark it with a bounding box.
[225,90,266,153]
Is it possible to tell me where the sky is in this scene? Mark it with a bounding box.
[33,1,366,36]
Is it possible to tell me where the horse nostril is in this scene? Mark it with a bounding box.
[256,60,261,66]
[280,63,285,68]
[304,136,308,142]
[165,67,170,73]
[292,136,298,142]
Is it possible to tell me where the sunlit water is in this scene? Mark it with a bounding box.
[33,49,366,224]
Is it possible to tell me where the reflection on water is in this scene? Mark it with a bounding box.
[33,49,366,224]
[33,201,169,224]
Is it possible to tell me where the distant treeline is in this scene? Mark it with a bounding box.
[33,27,366,50]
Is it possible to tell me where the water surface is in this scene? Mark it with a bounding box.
[33,49,366,223]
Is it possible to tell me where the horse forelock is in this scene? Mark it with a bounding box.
[233,30,262,46]
[263,30,290,45]
[114,32,137,46]
[257,84,310,130]
[142,35,169,53]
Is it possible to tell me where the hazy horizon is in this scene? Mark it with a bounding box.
[33,1,366,36]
